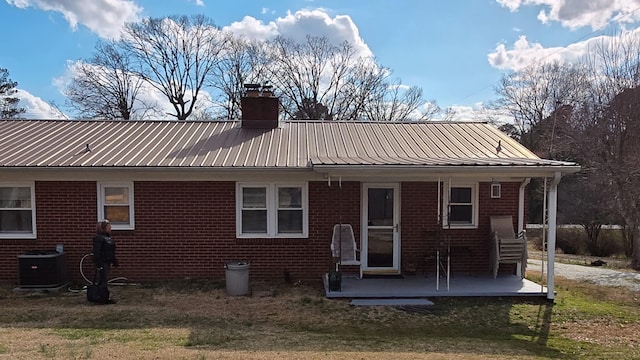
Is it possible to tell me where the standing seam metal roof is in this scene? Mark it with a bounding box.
[0,119,577,169]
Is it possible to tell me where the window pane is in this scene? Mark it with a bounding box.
[105,187,129,205]
[0,210,33,233]
[278,210,302,233]
[368,188,394,226]
[451,187,471,203]
[105,206,130,224]
[278,187,302,208]
[243,188,266,208]
[450,205,472,223]
[367,228,394,267]
[242,210,267,233]
[0,187,31,208]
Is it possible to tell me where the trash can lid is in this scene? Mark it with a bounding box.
[226,261,250,270]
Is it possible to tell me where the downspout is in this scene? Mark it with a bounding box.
[518,178,531,233]
[516,178,531,278]
[546,172,561,301]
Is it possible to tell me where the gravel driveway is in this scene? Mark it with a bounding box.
[528,259,640,291]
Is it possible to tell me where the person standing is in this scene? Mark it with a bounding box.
[92,220,119,302]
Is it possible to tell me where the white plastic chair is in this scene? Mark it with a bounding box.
[331,224,361,277]
[490,215,527,278]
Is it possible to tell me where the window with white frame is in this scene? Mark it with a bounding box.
[0,184,36,238]
[237,183,307,238]
[445,183,478,227]
[97,182,134,230]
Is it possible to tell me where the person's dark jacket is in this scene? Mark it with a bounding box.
[92,234,118,268]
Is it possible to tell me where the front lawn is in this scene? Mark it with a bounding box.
[0,275,637,359]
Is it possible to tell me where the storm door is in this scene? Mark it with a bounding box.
[362,184,400,274]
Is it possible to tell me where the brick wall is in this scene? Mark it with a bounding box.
[0,179,523,285]
[400,181,523,275]
[0,180,362,285]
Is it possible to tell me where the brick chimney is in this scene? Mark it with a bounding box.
[241,83,279,129]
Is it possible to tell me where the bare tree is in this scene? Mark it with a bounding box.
[493,61,588,150]
[567,31,640,267]
[558,171,618,256]
[0,68,25,119]
[588,87,640,266]
[263,35,434,121]
[209,36,269,119]
[493,62,589,227]
[363,80,439,121]
[66,40,144,120]
[122,15,228,120]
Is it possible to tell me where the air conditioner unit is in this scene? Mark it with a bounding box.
[18,250,68,288]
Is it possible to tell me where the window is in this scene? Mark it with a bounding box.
[0,184,36,238]
[491,183,502,199]
[98,182,134,230]
[445,183,478,228]
[237,183,307,238]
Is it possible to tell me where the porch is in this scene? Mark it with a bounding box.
[323,273,547,298]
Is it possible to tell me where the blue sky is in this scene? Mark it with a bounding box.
[1,0,637,119]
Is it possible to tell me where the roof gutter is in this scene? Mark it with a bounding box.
[312,164,581,177]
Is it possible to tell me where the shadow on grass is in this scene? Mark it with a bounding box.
[0,281,598,359]
[182,296,570,358]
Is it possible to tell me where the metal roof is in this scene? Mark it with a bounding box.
[0,119,578,172]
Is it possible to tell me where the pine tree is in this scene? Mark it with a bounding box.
[0,68,25,119]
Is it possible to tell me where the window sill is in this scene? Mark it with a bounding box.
[442,225,478,230]
[0,234,37,239]
[237,234,308,239]
[111,226,135,231]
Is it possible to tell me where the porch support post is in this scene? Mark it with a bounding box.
[546,172,561,301]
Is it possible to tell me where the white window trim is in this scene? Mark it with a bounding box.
[443,182,478,229]
[97,182,135,230]
[0,182,37,239]
[236,182,308,238]
[491,183,502,199]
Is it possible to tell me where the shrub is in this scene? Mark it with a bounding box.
[526,225,626,257]
[556,228,584,254]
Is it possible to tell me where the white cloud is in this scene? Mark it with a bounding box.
[223,9,373,58]
[496,0,522,11]
[6,0,142,39]
[440,103,513,124]
[488,34,590,70]
[496,0,640,30]
[223,15,279,41]
[16,89,67,119]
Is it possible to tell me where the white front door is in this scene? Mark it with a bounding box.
[362,183,400,274]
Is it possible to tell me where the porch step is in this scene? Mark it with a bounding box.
[350,298,434,306]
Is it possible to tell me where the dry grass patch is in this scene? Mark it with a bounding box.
[0,277,638,359]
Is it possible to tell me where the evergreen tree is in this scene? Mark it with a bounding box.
[0,68,25,119]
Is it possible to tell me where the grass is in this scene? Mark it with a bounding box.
[0,276,638,359]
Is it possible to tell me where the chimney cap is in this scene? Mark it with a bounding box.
[244,83,260,90]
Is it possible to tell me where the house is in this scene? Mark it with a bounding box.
[0,92,579,299]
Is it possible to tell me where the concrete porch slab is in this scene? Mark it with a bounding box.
[324,273,547,298]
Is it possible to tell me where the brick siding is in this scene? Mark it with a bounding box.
[0,180,523,285]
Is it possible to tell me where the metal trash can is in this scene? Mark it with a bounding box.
[225,261,250,296]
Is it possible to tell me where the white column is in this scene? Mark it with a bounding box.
[546,172,561,301]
